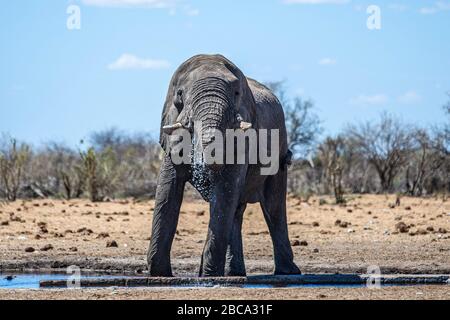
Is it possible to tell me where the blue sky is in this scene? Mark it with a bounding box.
[1,0,449,146]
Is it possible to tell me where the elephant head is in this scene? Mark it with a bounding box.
[160,54,256,168]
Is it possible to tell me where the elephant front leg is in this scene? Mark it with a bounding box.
[225,203,247,276]
[147,156,186,277]
[199,174,242,277]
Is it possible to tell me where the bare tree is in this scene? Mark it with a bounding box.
[0,135,30,201]
[405,128,445,196]
[346,113,414,193]
[318,136,346,203]
[265,81,322,158]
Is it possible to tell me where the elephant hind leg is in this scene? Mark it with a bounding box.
[225,203,247,277]
[260,171,301,275]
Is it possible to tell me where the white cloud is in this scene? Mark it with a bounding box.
[388,3,408,11]
[108,54,170,70]
[284,0,350,4]
[318,58,337,66]
[419,1,450,14]
[350,94,389,106]
[185,7,200,16]
[397,91,421,104]
[82,0,175,8]
[81,0,200,16]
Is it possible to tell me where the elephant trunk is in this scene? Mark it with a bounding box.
[191,78,234,155]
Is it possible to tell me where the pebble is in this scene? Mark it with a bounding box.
[97,232,110,239]
[24,247,35,253]
[106,240,118,248]
[395,222,409,233]
[40,244,54,251]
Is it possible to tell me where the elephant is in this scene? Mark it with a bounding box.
[147,54,301,277]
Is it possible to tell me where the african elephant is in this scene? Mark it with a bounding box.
[147,54,301,277]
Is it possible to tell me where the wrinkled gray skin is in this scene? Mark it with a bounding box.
[147,54,301,277]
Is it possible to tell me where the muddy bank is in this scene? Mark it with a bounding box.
[1,257,450,275]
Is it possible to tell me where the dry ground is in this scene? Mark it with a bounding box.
[0,194,449,299]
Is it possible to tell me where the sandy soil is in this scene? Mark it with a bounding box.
[1,285,449,300]
[0,194,449,299]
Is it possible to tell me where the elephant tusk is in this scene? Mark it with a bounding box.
[163,123,184,134]
[236,113,252,131]
[240,121,252,131]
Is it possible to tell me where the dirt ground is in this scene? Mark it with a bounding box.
[0,194,449,299]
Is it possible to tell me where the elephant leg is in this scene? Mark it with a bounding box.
[225,203,247,277]
[199,171,242,277]
[147,156,186,277]
[260,171,301,275]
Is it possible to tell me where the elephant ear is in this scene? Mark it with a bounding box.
[160,83,179,154]
[222,59,257,126]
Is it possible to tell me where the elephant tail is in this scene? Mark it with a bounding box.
[282,149,293,168]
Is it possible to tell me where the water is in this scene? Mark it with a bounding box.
[1,273,444,290]
[0,273,136,289]
[0,273,366,290]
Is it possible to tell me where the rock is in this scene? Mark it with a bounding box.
[347,209,353,213]
[313,248,319,253]
[312,222,320,227]
[395,222,409,233]
[34,234,42,240]
[195,210,205,216]
[39,226,48,234]
[24,247,35,253]
[1,221,9,226]
[77,227,93,235]
[40,244,54,251]
[291,240,300,246]
[96,232,110,239]
[438,228,447,234]
[106,240,118,248]
[416,229,428,235]
[299,240,308,246]
[347,229,355,233]
[69,247,78,252]
[405,206,412,211]
[426,226,434,232]
[340,221,349,228]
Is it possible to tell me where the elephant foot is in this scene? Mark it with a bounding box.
[148,267,174,277]
[225,269,247,277]
[148,257,173,277]
[274,263,302,276]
